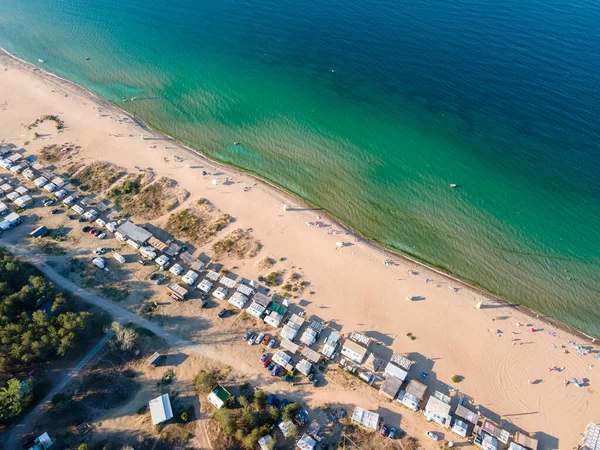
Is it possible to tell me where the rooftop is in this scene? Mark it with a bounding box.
[117,221,152,244]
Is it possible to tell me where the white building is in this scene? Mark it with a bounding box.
[297,434,317,450]
[296,359,312,376]
[213,286,229,300]
[84,209,98,221]
[0,202,7,215]
[51,177,65,188]
[220,274,237,288]
[71,204,85,214]
[6,191,19,202]
[351,406,379,430]
[300,327,318,347]
[228,291,248,309]
[95,218,106,228]
[271,350,292,368]
[15,186,29,196]
[264,311,284,328]
[14,195,33,208]
[205,270,220,281]
[321,331,341,359]
[341,339,369,364]
[207,385,231,409]
[155,254,169,268]
[280,314,305,342]
[127,239,141,250]
[22,168,36,180]
[62,195,76,205]
[197,279,214,293]
[54,188,68,199]
[237,284,255,297]
[246,301,266,318]
[397,379,427,411]
[424,391,452,427]
[279,420,294,438]
[149,394,173,425]
[92,258,106,269]
[181,270,199,286]
[169,263,184,276]
[43,182,57,193]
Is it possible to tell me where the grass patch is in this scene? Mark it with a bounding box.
[212,229,260,259]
[71,161,126,193]
[27,114,64,131]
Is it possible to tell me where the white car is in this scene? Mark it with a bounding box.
[97,232,106,239]
[248,335,256,345]
[425,431,439,441]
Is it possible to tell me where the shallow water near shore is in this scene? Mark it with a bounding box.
[1,0,599,335]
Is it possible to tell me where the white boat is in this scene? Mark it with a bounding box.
[450,184,458,188]
[38,59,45,63]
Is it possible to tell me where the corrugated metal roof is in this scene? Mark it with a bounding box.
[380,375,402,399]
[351,407,379,430]
[405,379,427,399]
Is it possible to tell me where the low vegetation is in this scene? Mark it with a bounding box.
[71,161,126,192]
[212,228,260,259]
[119,177,188,220]
[27,114,64,131]
[37,143,79,163]
[166,203,231,245]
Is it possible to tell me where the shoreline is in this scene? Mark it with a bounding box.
[2,46,595,344]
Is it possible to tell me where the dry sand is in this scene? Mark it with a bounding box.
[1,50,598,449]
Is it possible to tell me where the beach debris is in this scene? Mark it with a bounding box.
[212,179,219,185]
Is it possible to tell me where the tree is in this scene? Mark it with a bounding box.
[240,409,255,431]
[214,409,235,436]
[253,389,267,410]
[282,402,300,421]
[238,395,249,408]
[111,322,137,351]
[77,444,89,450]
[0,379,30,422]
[194,370,220,393]
[268,406,280,422]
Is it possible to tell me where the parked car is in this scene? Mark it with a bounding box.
[97,232,106,239]
[51,208,61,214]
[271,365,281,376]
[93,248,106,256]
[218,308,227,318]
[262,358,271,368]
[389,428,397,440]
[312,377,319,387]
[82,226,91,233]
[248,335,256,345]
[155,276,164,285]
[78,217,87,222]
[425,431,439,441]
[243,331,252,341]
[267,339,276,349]
[260,352,269,363]
[43,199,54,207]
[380,425,389,437]
[256,333,265,344]
[68,214,77,220]
[308,373,315,381]
[266,362,275,371]
[261,334,271,345]
[92,229,102,237]
[88,228,97,234]
[267,394,276,405]
[200,293,208,301]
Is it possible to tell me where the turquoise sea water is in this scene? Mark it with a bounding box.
[1,0,599,334]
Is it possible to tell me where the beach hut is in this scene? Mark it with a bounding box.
[149,394,173,425]
[213,286,228,300]
[424,391,452,427]
[452,418,469,438]
[385,354,414,381]
[300,346,321,363]
[169,263,184,276]
[379,375,402,400]
[237,283,255,297]
[0,202,7,215]
[264,310,284,328]
[62,195,76,205]
[155,254,169,269]
[15,195,32,208]
[246,301,266,318]
[148,236,168,252]
[84,209,99,221]
[220,274,237,288]
[15,186,29,196]
[271,350,292,368]
[281,338,300,354]
[397,379,427,411]
[51,177,65,188]
[228,291,248,309]
[279,420,294,438]
[296,359,312,376]
[207,385,231,409]
[167,283,188,301]
[71,204,85,215]
[30,226,49,238]
[253,292,271,308]
[321,331,341,359]
[181,270,199,286]
[205,270,220,281]
[10,162,26,174]
[513,432,539,450]
[127,239,141,250]
[197,279,214,293]
[43,182,57,193]
[280,313,305,342]
[0,183,13,195]
[191,260,205,272]
[6,191,19,202]
[33,176,48,188]
[54,188,68,199]
[351,406,379,431]
[147,352,162,367]
[22,168,36,180]
[341,339,369,364]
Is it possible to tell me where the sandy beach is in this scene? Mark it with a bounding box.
[1,50,598,449]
